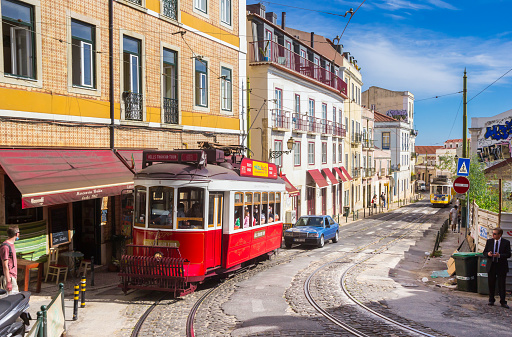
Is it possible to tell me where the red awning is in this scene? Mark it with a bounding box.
[116,149,144,172]
[333,167,348,182]
[0,149,135,208]
[340,166,353,181]
[322,168,339,185]
[282,174,299,196]
[307,169,329,188]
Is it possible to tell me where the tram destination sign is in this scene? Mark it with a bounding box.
[143,150,207,168]
[240,158,278,179]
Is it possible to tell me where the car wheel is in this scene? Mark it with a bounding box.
[285,242,292,249]
[318,235,324,248]
[332,231,339,243]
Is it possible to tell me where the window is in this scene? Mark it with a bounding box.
[4,175,42,224]
[321,103,327,133]
[195,0,207,13]
[332,143,336,163]
[338,143,342,162]
[274,140,282,167]
[163,48,178,124]
[123,35,142,120]
[195,58,208,107]
[162,0,178,20]
[234,192,243,229]
[308,142,315,164]
[178,187,204,229]
[294,141,301,166]
[382,132,390,150]
[333,107,336,123]
[149,187,174,228]
[71,19,95,88]
[345,154,348,167]
[220,67,232,111]
[2,0,35,78]
[308,99,315,132]
[220,0,231,25]
[294,94,300,113]
[322,142,327,163]
[134,186,147,227]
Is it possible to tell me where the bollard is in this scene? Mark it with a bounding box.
[80,276,86,308]
[41,305,48,337]
[73,284,79,320]
[90,256,95,287]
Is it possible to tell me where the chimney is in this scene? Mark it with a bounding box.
[310,32,314,48]
[247,3,266,17]
[343,51,350,59]
[265,12,277,25]
[281,12,286,30]
[334,44,343,55]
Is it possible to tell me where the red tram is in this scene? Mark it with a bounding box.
[119,149,285,296]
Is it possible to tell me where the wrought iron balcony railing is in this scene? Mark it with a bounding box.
[163,97,179,124]
[249,40,348,95]
[123,92,143,121]
[162,0,178,20]
[363,168,376,177]
[292,113,307,132]
[362,139,375,149]
[352,168,361,178]
[351,133,362,144]
[270,109,290,129]
[332,122,346,137]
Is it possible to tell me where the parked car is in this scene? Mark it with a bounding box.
[283,215,339,248]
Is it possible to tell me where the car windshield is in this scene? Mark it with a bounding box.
[295,217,324,227]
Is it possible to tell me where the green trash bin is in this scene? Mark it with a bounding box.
[477,253,489,295]
[452,252,479,292]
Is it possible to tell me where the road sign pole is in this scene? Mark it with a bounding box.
[462,70,468,233]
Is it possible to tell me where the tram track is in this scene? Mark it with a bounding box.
[303,203,447,337]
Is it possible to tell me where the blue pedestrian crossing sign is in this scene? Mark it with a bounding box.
[457,158,470,176]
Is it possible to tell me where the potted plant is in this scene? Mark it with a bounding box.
[259,40,270,61]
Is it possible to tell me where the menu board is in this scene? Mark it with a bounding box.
[49,206,70,247]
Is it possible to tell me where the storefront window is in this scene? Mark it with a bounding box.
[4,176,42,224]
[149,186,174,228]
[134,186,147,227]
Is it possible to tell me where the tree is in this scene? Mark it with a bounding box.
[467,155,500,212]
[436,154,457,175]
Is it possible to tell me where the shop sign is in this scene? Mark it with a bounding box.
[240,158,277,179]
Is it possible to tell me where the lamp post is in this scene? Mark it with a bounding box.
[269,136,295,159]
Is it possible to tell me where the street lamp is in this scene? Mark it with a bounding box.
[269,136,294,159]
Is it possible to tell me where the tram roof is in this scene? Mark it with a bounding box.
[135,163,285,185]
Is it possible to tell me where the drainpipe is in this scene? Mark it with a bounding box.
[109,0,115,149]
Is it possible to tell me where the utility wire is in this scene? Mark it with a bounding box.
[468,67,512,103]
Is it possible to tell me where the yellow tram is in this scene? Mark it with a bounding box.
[430,175,456,207]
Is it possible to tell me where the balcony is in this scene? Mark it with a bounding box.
[378,168,388,177]
[391,164,401,172]
[351,133,362,146]
[319,120,332,135]
[352,168,361,178]
[292,113,307,132]
[270,109,290,130]
[123,92,143,121]
[249,40,348,95]
[363,168,375,177]
[362,139,375,149]
[163,97,179,124]
[332,122,346,138]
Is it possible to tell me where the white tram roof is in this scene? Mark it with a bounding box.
[135,163,285,190]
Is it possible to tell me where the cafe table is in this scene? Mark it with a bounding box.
[17,258,43,293]
[60,251,84,278]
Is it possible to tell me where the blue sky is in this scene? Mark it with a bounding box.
[258,0,512,145]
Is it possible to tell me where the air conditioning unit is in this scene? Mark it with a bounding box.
[285,210,296,224]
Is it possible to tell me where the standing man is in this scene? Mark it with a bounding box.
[449,205,458,232]
[380,192,386,208]
[483,227,511,308]
[0,226,19,294]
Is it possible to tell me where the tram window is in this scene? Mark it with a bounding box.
[208,194,215,228]
[149,186,174,228]
[234,192,243,230]
[268,193,275,222]
[134,186,147,227]
[274,192,281,222]
[244,192,254,228]
[262,192,268,224]
[254,193,261,226]
[436,186,442,194]
[178,187,205,229]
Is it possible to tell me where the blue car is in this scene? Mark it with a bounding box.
[284,215,340,248]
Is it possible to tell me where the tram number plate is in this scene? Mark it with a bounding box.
[294,238,305,242]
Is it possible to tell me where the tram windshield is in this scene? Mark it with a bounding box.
[149,186,174,228]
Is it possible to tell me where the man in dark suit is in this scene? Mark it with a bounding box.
[483,227,511,308]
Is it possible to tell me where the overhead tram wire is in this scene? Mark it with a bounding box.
[468,67,512,103]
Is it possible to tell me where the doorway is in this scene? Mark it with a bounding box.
[73,199,101,260]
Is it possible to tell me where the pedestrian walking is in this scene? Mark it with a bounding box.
[380,192,386,208]
[483,227,511,308]
[449,205,458,232]
[0,225,19,294]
